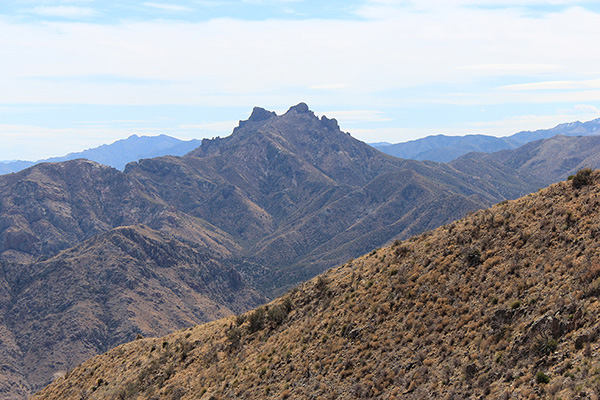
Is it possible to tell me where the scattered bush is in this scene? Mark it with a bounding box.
[226,326,243,349]
[235,314,246,326]
[267,304,288,326]
[571,168,594,189]
[466,249,482,268]
[535,337,558,355]
[248,307,266,333]
[536,371,550,384]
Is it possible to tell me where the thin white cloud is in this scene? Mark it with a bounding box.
[460,64,564,74]
[143,2,193,12]
[467,105,600,136]
[242,0,304,4]
[0,124,129,160]
[572,104,600,114]
[350,127,432,143]
[361,0,597,7]
[310,83,350,90]
[30,6,97,18]
[3,5,600,105]
[319,110,393,123]
[179,120,239,132]
[2,0,600,158]
[500,79,600,91]
[352,103,600,142]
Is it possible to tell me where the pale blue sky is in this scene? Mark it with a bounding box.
[2,0,600,160]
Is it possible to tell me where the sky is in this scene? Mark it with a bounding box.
[2,0,600,160]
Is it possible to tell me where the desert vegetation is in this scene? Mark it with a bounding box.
[33,170,600,399]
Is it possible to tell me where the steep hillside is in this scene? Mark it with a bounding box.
[453,135,600,184]
[0,159,236,264]
[0,225,264,397]
[33,169,600,399]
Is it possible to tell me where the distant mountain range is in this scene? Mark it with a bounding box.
[4,104,600,399]
[0,134,202,174]
[3,116,598,175]
[372,117,600,162]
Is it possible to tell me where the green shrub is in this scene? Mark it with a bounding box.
[466,249,482,267]
[235,314,246,326]
[572,168,594,189]
[536,371,550,384]
[267,304,288,325]
[248,307,266,333]
[226,326,243,349]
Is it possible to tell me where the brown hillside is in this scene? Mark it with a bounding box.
[0,159,238,264]
[452,134,600,184]
[0,225,264,397]
[33,169,600,399]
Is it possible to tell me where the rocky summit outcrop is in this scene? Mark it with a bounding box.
[33,169,600,399]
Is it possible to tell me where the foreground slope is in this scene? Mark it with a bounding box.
[34,169,600,399]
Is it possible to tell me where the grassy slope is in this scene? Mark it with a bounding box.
[33,172,600,400]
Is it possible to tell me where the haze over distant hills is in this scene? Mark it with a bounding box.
[3,115,598,175]
[0,134,202,174]
[372,117,600,162]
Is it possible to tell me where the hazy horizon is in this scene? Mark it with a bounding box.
[2,1,600,160]
[2,109,597,164]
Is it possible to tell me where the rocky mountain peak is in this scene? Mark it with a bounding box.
[320,115,339,131]
[247,106,276,122]
[285,102,311,114]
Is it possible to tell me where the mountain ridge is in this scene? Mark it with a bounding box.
[0,134,202,175]
[2,103,540,399]
[373,116,600,162]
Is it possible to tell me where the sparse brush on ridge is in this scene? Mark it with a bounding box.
[32,169,600,399]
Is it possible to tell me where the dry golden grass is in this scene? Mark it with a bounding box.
[33,169,600,399]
